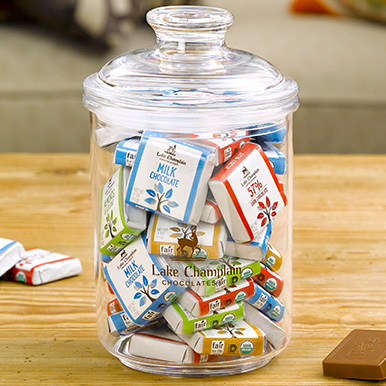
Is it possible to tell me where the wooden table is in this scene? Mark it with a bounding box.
[0,154,385,385]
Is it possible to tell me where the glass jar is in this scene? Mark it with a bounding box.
[83,5,298,376]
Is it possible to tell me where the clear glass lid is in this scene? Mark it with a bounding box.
[83,6,299,132]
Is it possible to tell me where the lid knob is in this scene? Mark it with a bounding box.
[146,6,234,72]
[147,6,234,43]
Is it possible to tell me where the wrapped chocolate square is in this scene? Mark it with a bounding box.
[0,237,25,277]
[108,311,145,336]
[100,166,147,256]
[209,142,287,243]
[244,303,286,350]
[249,121,287,144]
[247,282,285,322]
[178,279,255,317]
[253,264,284,298]
[178,319,266,356]
[126,131,217,225]
[146,214,227,260]
[259,142,286,175]
[114,137,140,167]
[163,301,244,334]
[190,130,250,166]
[121,323,208,364]
[103,236,186,326]
[225,222,272,261]
[114,132,249,170]
[200,192,222,224]
[107,295,162,336]
[262,244,283,272]
[107,297,124,315]
[3,248,82,285]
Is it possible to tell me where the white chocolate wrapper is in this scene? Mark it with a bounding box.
[104,236,186,326]
[114,137,140,167]
[0,238,25,277]
[3,248,82,285]
[178,319,266,356]
[100,166,147,256]
[225,221,272,261]
[178,279,255,317]
[244,302,286,350]
[163,301,244,335]
[121,323,207,364]
[209,142,287,243]
[200,191,222,224]
[126,131,216,225]
[146,214,227,260]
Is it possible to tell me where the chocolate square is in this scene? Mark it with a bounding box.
[323,329,386,380]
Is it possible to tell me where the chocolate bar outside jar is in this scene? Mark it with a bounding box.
[83,5,298,377]
[323,329,386,381]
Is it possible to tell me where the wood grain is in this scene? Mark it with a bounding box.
[0,153,385,385]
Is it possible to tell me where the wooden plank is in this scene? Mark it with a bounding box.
[0,153,385,385]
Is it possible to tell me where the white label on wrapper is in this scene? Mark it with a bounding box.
[121,312,134,328]
[211,341,225,355]
[254,293,269,309]
[194,319,208,331]
[209,299,221,312]
[213,276,227,292]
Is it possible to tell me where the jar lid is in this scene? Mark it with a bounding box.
[83,6,299,133]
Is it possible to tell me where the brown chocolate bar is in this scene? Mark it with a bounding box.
[323,329,386,381]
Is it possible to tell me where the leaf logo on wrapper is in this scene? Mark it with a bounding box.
[169,223,206,260]
[145,183,179,215]
[133,275,159,306]
[215,323,246,338]
[257,196,278,227]
[104,210,118,238]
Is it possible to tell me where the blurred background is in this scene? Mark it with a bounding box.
[0,0,385,153]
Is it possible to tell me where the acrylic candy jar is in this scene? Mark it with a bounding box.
[83,6,299,376]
